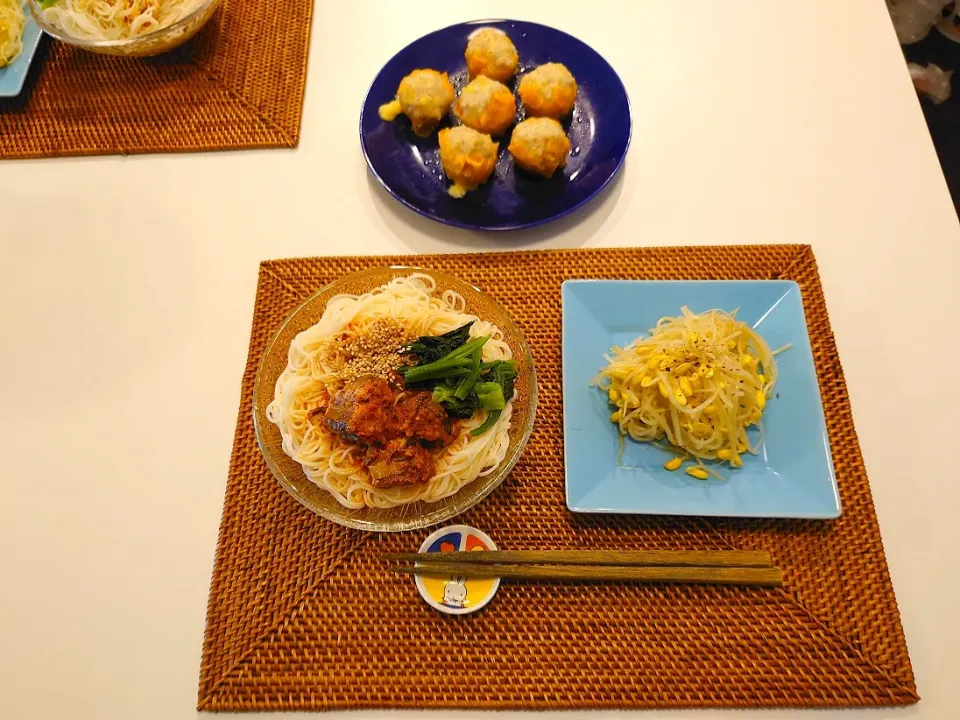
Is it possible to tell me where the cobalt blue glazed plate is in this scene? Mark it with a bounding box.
[360,19,631,231]
[562,280,841,519]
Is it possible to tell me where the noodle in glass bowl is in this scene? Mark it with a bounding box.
[253,267,537,532]
[27,0,219,57]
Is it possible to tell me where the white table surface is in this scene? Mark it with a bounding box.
[2,1,958,718]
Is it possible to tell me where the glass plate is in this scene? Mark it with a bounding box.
[254,267,537,531]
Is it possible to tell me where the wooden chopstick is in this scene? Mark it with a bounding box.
[390,561,782,587]
[382,549,772,568]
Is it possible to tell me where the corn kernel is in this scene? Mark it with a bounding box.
[679,377,693,396]
[686,467,709,480]
[674,389,687,406]
[663,457,683,471]
[640,375,657,388]
[608,388,619,403]
[716,448,732,460]
[756,390,767,410]
[610,411,622,423]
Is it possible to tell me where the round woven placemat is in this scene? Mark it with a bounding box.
[198,246,917,711]
[0,0,309,158]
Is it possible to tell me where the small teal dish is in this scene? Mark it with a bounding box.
[0,16,42,98]
[562,280,840,519]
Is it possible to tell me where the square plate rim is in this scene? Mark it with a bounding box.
[560,278,841,520]
[0,18,43,98]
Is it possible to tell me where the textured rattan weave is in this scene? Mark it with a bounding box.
[0,1,309,158]
[198,246,917,711]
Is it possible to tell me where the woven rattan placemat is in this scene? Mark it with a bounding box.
[199,246,917,711]
[0,0,310,158]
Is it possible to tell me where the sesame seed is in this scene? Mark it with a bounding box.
[322,317,413,386]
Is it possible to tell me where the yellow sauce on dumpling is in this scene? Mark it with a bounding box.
[438,126,499,198]
[379,69,455,136]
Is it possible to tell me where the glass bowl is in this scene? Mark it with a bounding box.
[27,0,220,57]
[253,267,538,532]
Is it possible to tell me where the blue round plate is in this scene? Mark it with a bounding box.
[360,19,632,231]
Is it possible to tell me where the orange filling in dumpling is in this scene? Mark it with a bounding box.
[454,76,516,136]
[438,126,499,198]
[508,117,571,178]
[517,63,577,119]
[379,69,455,136]
[465,27,519,82]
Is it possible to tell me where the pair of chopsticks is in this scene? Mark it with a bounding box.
[383,549,782,587]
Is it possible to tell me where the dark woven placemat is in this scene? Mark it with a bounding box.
[0,0,310,158]
[198,246,917,711]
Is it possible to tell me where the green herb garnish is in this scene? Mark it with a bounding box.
[400,321,474,364]
[399,324,517,436]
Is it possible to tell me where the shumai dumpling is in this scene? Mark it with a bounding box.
[508,117,571,178]
[438,126,499,198]
[517,63,577,119]
[454,76,517,136]
[379,69,455,136]
[465,27,519,82]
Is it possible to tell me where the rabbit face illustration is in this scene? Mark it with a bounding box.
[442,576,468,607]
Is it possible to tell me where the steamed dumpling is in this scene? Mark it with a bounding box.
[379,69,455,137]
[517,63,577,119]
[438,126,499,198]
[508,117,571,178]
[465,27,519,82]
[454,76,517,136]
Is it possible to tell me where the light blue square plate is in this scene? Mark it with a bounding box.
[0,17,43,98]
[562,280,840,519]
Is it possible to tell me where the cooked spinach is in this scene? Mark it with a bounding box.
[399,322,474,364]
[398,327,517,436]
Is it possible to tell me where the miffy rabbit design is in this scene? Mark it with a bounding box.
[442,575,468,608]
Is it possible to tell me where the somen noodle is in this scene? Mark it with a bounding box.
[40,0,206,42]
[267,274,515,509]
